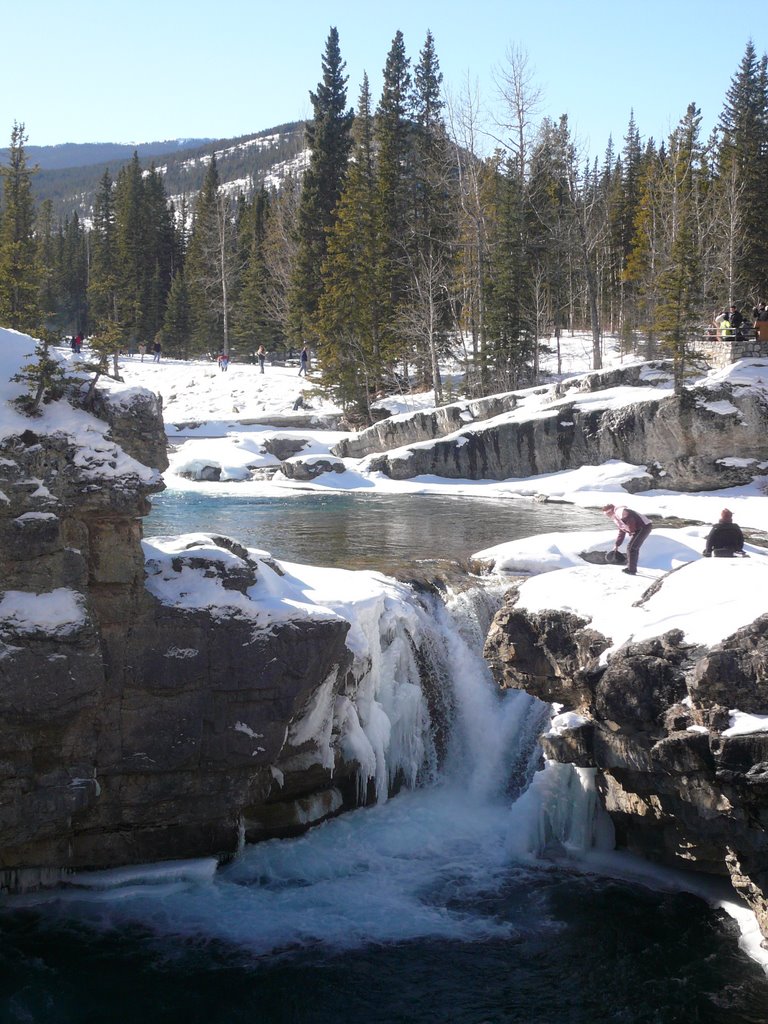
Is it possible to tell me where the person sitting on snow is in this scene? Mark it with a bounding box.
[602,503,653,576]
[703,508,745,558]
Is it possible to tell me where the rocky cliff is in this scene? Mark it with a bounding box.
[484,588,768,940]
[0,382,372,887]
[329,361,768,493]
[332,392,519,459]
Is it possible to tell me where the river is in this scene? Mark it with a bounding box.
[143,489,604,573]
[2,492,768,1023]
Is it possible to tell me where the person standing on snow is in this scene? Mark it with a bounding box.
[298,346,309,376]
[602,503,652,576]
[703,508,745,558]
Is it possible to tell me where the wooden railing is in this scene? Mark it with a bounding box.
[703,322,765,343]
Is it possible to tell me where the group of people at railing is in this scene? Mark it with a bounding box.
[707,302,768,342]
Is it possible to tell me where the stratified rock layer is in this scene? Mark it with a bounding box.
[340,362,768,493]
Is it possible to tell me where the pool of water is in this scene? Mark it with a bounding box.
[144,490,603,573]
[3,845,767,1024]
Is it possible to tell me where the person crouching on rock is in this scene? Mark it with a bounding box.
[602,503,653,576]
[703,508,745,558]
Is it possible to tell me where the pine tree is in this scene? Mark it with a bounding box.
[405,30,454,397]
[482,154,534,389]
[186,154,239,355]
[656,104,706,391]
[623,141,664,351]
[88,170,119,331]
[316,74,382,418]
[59,212,88,336]
[717,41,768,300]
[159,269,191,358]
[114,152,147,345]
[143,164,178,338]
[11,334,68,415]
[374,30,413,375]
[36,199,58,333]
[290,26,354,341]
[0,122,40,332]
[613,112,644,347]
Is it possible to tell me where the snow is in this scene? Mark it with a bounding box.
[0,587,86,636]
[723,711,768,737]
[545,710,589,737]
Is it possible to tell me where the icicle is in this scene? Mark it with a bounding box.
[506,760,615,860]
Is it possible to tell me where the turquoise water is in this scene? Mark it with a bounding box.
[144,490,602,573]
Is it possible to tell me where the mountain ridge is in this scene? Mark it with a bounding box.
[3,122,308,219]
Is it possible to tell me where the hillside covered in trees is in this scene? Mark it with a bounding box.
[1,29,767,422]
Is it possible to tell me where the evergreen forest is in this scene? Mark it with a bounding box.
[2,29,768,421]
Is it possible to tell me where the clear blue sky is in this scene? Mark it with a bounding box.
[3,0,765,159]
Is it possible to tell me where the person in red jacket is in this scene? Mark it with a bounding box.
[602,503,653,576]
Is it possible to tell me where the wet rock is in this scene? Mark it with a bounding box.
[484,604,610,709]
[541,720,595,767]
[485,593,768,940]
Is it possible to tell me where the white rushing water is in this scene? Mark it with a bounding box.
[13,577,617,954]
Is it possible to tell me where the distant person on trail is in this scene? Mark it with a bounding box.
[602,504,653,576]
[753,302,768,322]
[257,345,266,374]
[217,351,229,372]
[298,346,309,377]
[73,333,83,354]
[137,342,147,362]
[703,508,745,558]
[153,341,162,362]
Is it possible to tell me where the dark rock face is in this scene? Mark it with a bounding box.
[279,456,346,480]
[91,386,169,473]
[0,395,361,885]
[483,600,610,709]
[262,436,307,461]
[484,600,768,939]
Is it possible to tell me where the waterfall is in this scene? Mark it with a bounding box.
[9,572,615,955]
[330,574,550,808]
